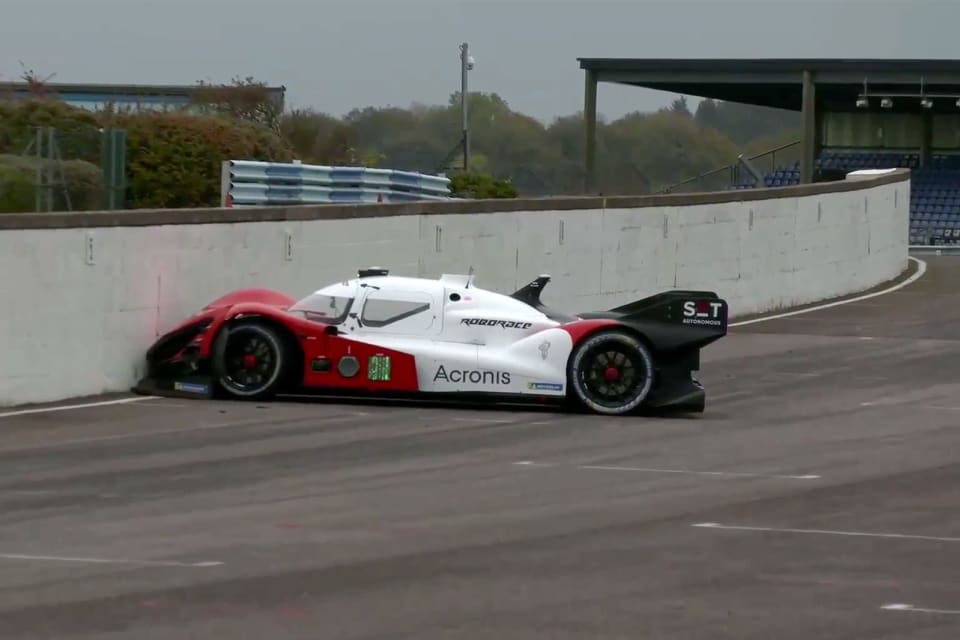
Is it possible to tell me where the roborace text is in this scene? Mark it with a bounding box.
[433,365,511,385]
[460,318,533,330]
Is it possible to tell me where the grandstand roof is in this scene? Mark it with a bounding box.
[577,58,960,112]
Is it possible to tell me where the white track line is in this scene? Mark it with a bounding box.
[881,603,960,615]
[0,553,222,568]
[514,461,819,480]
[729,256,927,327]
[0,396,157,419]
[862,401,960,412]
[692,522,960,542]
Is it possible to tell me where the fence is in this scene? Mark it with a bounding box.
[0,125,127,213]
[220,160,453,207]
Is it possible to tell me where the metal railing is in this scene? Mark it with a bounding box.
[220,160,453,207]
[656,140,801,194]
[745,140,803,178]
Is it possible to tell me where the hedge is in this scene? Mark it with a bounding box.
[0,153,104,213]
[448,171,519,199]
[0,100,101,164]
[0,99,294,210]
[104,111,293,209]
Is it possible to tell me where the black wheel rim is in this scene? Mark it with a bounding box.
[577,345,647,408]
[220,329,278,393]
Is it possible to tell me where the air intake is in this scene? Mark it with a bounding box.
[358,267,389,278]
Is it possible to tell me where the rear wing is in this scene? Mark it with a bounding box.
[608,291,728,331]
[509,275,728,346]
[580,290,728,352]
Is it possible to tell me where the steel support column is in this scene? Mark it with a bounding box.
[801,70,817,183]
[921,110,932,168]
[583,69,598,194]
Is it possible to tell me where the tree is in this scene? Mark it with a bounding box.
[190,76,284,132]
[598,110,740,194]
[694,98,799,145]
[668,96,692,118]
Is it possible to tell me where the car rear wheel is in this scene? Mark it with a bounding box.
[567,330,654,415]
[213,321,290,399]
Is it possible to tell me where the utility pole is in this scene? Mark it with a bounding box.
[460,42,473,173]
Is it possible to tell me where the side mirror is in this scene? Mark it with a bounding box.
[325,325,339,336]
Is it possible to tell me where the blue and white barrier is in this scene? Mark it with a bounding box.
[220,160,453,207]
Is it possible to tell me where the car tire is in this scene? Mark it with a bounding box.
[567,329,654,415]
[212,321,291,399]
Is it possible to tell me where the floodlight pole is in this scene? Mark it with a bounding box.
[460,42,471,173]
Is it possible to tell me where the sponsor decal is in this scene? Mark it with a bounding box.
[433,364,511,385]
[681,300,725,327]
[174,381,210,395]
[527,381,564,392]
[460,318,533,330]
[538,340,551,360]
[367,354,391,381]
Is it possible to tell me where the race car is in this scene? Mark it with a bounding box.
[132,268,728,415]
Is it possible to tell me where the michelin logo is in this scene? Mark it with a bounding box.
[527,381,564,392]
[174,381,210,395]
[434,365,511,385]
[460,318,533,330]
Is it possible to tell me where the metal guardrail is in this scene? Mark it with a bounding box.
[220,160,453,207]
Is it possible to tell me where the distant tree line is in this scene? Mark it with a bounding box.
[280,93,800,196]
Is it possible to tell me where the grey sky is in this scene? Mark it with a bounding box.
[2,0,957,123]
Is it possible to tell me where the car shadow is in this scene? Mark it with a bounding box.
[267,392,706,419]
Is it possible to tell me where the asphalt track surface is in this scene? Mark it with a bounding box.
[1,255,959,639]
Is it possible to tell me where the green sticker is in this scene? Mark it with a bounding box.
[367,354,391,381]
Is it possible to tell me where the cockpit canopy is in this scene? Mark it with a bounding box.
[287,285,356,325]
[285,269,562,330]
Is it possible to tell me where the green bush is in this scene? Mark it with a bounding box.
[0,153,104,212]
[59,158,106,210]
[0,164,34,213]
[448,171,518,199]
[0,99,294,210]
[0,99,101,163]
[104,110,294,209]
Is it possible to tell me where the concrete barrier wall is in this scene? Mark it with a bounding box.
[0,169,910,406]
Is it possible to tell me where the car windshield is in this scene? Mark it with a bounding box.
[288,293,354,325]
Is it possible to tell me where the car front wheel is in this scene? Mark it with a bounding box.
[213,321,290,399]
[567,330,654,415]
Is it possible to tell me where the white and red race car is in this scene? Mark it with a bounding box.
[134,268,728,415]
